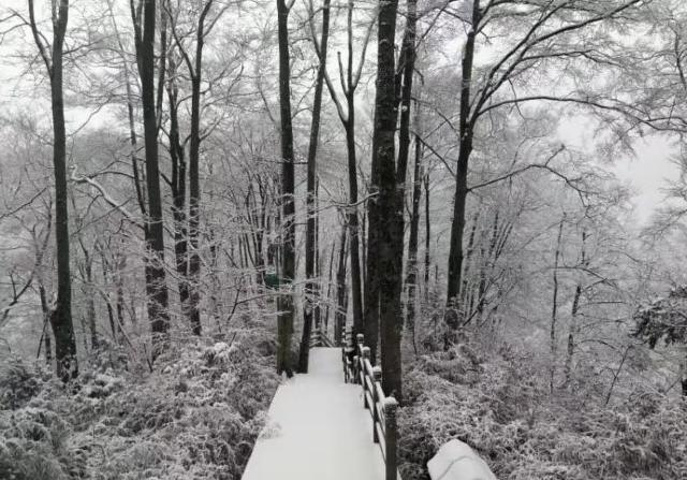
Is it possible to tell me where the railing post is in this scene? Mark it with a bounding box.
[343,326,355,382]
[384,397,399,480]
[362,347,371,408]
[356,334,364,384]
[356,333,364,353]
[372,366,382,443]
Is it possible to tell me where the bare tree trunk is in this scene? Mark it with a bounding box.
[38,283,52,365]
[299,0,331,373]
[132,0,171,360]
[167,61,191,324]
[364,119,380,363]
[423,171,430,300]
[326,240,337,343]
[565,230,587,388]
[373,0,402,400]
[83,251,98,349]
[335,222,349,345]
[186,1,216,337]
[460,211,480,313]
[276,0,296,376]
[550,215,565,393]
[28,0,78,382]
[405,125,422,354]
[446,0,480,308]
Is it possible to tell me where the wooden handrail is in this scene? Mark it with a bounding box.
[309,327,335,348]
[341,326,401,480]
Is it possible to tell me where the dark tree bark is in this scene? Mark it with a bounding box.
[446,0,480,307]
[326,240,337,343]
[395,0,417,187]
[550,215,565,393]
[398,0,418,352]
[186,0,217,336]
[132,0,171,360]
[565,230,587,388]
[364,117,380,363]
[372,0,402,401]
[405,131,422,353]
[423,171,430,298]
[299,0,331,373]
[276,0,296,376]
[27,0,78,382]
[166,58,190,322]
[38,283,52,365]
[335,222,349,346]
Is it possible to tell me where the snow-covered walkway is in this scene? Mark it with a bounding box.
[241,347,387,480]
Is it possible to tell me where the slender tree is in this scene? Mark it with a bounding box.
[27,0,78,382]
[132,0,171,359]
[276,0,296,376]
[299,0,332,372]
[371,0,402,400]
[321,0,373,341]
[168,0,222,335]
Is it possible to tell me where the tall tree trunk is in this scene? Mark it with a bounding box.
[276,0,296,376]
[299,0,331,373]
[98,248,120,343]
[460,211,479,314]
[364,118,380,363]
[398,0,418,350]
[423,171,430,299]
[335,222,349,346]
[395,0,417,187]
[405,131,422,354]
[38,283,52,365]
[134,0,171,360]
[84,252,98,349]
[565,230,587,388]
[373,0,402,401]
[550,215,565,393]
[186,1,215,336]
[28,0,78,382]
[446,0,480,308]
[167,64,190,322]
[326,240,337,343]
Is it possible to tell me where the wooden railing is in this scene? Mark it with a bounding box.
[342,326,401,480]
[309,326,335,348]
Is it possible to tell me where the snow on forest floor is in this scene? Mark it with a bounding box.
[242,347,386,480]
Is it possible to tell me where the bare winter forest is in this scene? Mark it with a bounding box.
[0,0,686,478]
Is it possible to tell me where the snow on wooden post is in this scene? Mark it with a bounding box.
[362,346,371,409]
[372,366,382,443]
[342,326,355,383]
[356,333,365,384]
[384,397,399,480]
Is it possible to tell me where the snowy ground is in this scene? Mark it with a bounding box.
[241,347,386,480]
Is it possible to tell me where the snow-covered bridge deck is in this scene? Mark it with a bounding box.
[241,347,387,480]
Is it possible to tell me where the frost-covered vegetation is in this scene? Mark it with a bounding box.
[0,330,278,480]
[398,331,687,480]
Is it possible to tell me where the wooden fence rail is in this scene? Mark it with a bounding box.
[309,327,335,348]
[341,326,401,480]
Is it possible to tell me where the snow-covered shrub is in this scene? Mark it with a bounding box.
[0,357,45,410]
[398,334,687,480]
[0,327,279,479]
